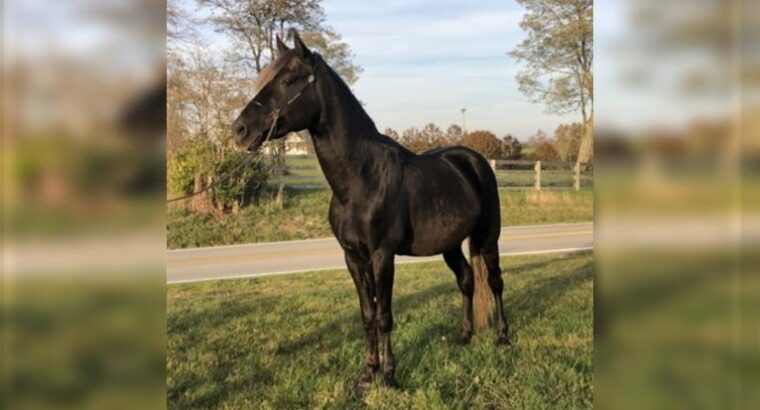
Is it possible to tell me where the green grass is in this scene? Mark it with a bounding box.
[4,276,165,409]
[277,156,593,190]
[167,252,593,409]
[167,189,593,249]
[495,169,593,189]
[168,189,334,248]
[596,249,760,408]
[274,156,326,188]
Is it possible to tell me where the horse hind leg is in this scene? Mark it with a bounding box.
[481,241,510,344]
[443,247,474,344]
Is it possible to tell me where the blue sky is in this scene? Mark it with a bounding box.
[321,0,574,138]
[178,0,586,139]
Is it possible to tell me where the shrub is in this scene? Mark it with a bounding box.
[167,138,215,196]
[168,137,269,211]
[209,151,269,209]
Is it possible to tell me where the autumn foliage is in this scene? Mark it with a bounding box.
[459,130,504,159]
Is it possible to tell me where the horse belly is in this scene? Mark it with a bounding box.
[405,197,479,256]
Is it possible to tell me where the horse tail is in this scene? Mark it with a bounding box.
[469,155,501,330]
[469,246,493,330]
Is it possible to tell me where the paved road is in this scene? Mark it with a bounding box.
[167,222,593,284]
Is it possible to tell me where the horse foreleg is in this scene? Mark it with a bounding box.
[371,249,397,387]
[345,251,378,391]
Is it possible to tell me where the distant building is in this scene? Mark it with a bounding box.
[263,131,312,155]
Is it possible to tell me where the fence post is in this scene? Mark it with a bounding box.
[489,159,497,173]
[573,162,581,191]
[534,160,541,191]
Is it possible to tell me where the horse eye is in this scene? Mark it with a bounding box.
[283,77,297,85]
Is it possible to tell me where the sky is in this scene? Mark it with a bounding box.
[321,0,576,138]
[180,0,576,139]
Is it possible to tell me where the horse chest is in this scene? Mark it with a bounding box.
[329,197,403,252]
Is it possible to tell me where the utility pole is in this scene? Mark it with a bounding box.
[460,108,467,135]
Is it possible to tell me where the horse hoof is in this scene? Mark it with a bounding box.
[497,335,511,346]
[459,332,472,345]
[381,373,398,389]
[356,372,372,395]
[355,379,372,395]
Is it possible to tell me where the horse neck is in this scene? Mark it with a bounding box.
[308,61,381,201]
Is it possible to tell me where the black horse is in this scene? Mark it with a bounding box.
[232,31,509,390]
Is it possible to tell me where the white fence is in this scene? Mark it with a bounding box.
[488,160,592,190]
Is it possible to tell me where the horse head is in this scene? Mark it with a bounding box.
[232,30,320,152]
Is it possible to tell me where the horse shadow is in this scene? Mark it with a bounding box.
[506,260,593,340]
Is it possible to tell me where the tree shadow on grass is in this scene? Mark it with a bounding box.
[387,256,592,380]
[506,259,593,340]
[269,256,592,384]
[168,255,593,407]
[273,282,457,357]
[167,293,296,408]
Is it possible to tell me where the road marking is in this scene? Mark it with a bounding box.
[167,246,593,285]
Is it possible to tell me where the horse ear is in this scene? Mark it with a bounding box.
[276,35,289,55]
[291,30,311,57]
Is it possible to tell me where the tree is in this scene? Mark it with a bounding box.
[399,127,423,153]
[527,129,550,147]
[420,123,448,148]
[553,122,583,161]
[301,29,362,86]
[510,0,593,163]
[197,0,361,84]
[460,130,503,159]
[502,134,523,159]
[446,124,464,142]
[396,123,452,153]
[533,140,561,161]
[383,127,399,140]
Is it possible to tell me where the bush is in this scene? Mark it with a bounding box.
[168,137,269,211]
[167,138,215,196]
[209,151,269,208]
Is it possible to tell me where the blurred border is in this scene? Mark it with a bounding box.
[594,0,759,408]
[3,1,167,408]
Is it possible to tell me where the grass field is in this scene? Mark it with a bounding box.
[167,251,593,409]
[274,156,327,188]
[276,156,592,190]
[167,188,593,248]
[495,169,593,189]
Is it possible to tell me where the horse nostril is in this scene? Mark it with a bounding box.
[235,124,247,138]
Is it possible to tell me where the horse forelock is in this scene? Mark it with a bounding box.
[253,54,291,93]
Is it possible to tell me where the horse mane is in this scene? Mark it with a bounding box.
[253,52,293,93]
[313,53,380,135]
